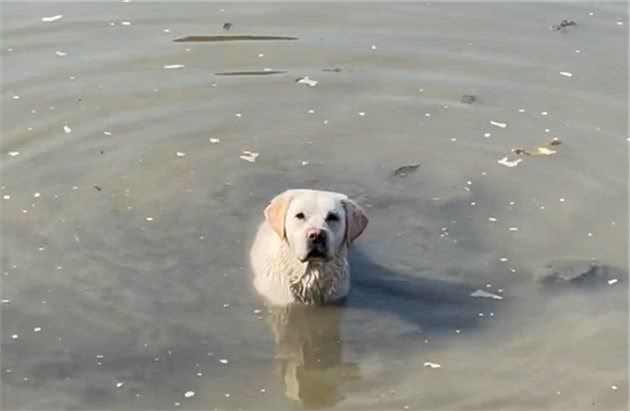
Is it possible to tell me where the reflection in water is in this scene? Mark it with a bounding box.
[268,305,359,409]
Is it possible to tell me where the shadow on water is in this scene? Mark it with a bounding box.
[267,248,501,409]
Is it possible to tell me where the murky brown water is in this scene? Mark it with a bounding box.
[1,2,628,410]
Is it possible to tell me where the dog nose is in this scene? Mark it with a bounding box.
[307,228,326,243]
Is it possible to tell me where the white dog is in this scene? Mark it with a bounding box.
[250,189,369,305]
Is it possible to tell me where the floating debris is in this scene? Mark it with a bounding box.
[508,227,519,232]
[499,257,509,262]
[549,138,562,146]
[608,278,618,285]
[8,151,20,157]
[116,381,125,388]
[163,64,184,70]
[145,217,154,222]
[392,163,420,177]
[33,327,42,332]
[611,385,618,390]
[42,15,63,23]
[55,50,67,56]
[497,157,523,168]
[461,94,478,104]
[301,161,309,166]
[218,358,229,364]
[296,76,318,87]
[11,334,18,340]
[209,138,221,144]
[423,362,441,369]
[184,391,195,398]
[551,19,576,31]
[3,195,10,200]
[371,45,377,50]
[488,217,497,222]
[1,299,10,304]
[240,150,259,163]
[222,22,232,30]
[215,70,287,76]
[63,125,72,134]
[470,289,504,300]
[536,147,556,155]
[174,35,297,42]
[121,21,131,26]
[559,71,573,78]
[490,120,507,128]
[176,152,186,157]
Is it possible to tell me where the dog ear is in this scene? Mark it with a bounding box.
[264,191,293,239]
[342,198,368,246]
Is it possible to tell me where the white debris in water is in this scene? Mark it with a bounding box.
[176,151,186,157]
[497,157,522,168]
[358,112,366,116]
[260,388,266,393]
[559,71,573,78]
[611,385,618,390]
[257,53,264,57]
[121,21,131,26]
[219,358,229,364]
[42,15,63,23]
[587,232,593,237]
[425,113,431,117]
[616,21,624,26]
[537,147,556,155]
[8,151,20,157]
[307,109,315,114]
[541,111,549,116]
[576,49,581,53]
[499,257,509,262]
[104,131,112,136]
[63,125,72,134]
[371,44,377,50]
[297,76,318,87]
[163,64,184,70]
[240,151,259,163]
[253,309,262,314]
[1,299,10,304]
[235,113,242,118]
[545,129,551,133]
[517,108,526,113]
[3,195,10,200]
[488,217,497,222]
[470,289,504,300]
[55,50,67,56]
[184,391,195,398]
[196,372,203,376]
[484,133,491,138]
[163,28,171,32]
[423,362,441,369]
[490,120,507,128]
[12,95,20,100]
[450,138,457,142]
[11,334,18,340]
[33,327,42,332]
[508,227,519,232]
[608,278,618,285]
[96,354,104,359]
[301,161,309,166]
[223,303,230,308]
[209,138,221,144]
[174,402,181,407]
[145,217,154,222]
[22,209,28,214]
[224,393,231,398]
[559,198,566,202]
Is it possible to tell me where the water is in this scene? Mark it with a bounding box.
[1,2,628,410]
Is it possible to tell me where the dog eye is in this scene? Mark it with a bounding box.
[295,212,305,220]
[326,213,340,222]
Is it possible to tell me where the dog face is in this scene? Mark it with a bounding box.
[264,189,368,263]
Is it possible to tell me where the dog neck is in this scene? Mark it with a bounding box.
[282,245,348,304]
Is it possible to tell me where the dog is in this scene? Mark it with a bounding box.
[250,189,369,305]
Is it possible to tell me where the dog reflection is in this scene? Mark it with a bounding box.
[268,304,360,409]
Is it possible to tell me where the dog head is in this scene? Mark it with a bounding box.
[264,189,368,263]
